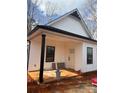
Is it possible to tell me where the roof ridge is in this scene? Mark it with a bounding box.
[45,8,93,39]
[46,8,78,25]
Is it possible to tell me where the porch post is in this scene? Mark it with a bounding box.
[27,40,31,71]
[39,33,46,83]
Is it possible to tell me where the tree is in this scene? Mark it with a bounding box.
[27,0,42,33]
[87,0,97,39]
[44,1,60,22]
[27,0,60,82]
[82,0,97,39]
[27,0,59,33]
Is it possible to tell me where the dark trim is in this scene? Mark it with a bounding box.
[27,40,31,70]
[46,46,55,62]
[45,8,92,38]
[28,26,39,36]
[28,25,97,42]
[70,11,81,20]
[83,70,97,74]
[28,70,39,72]
[39,34,46,83]
[76,10,93,38]
[87,47,93,64]
[45,8,79,25]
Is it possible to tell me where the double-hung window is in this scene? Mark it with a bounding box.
[87,47,93,64]
[46,46,55,62]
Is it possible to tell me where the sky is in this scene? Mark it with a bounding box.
[30,0,97,38]
[38,0,87,15]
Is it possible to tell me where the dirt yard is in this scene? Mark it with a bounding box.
[28,71,97,93]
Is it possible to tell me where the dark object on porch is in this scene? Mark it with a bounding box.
[57,63,66,69]
[52,62,66,70]
[56,69,61,80]
[52,63,56,70]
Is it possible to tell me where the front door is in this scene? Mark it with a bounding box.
[68,48,75,69]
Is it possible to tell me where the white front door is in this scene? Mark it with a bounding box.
[68,49,75,69]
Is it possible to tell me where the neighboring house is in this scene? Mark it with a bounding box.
[27,8,97,73]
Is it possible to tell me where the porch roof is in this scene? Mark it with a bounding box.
[28,25,97,42]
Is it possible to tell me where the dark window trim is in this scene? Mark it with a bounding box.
[46,46,55,62]
[87,47,93,64]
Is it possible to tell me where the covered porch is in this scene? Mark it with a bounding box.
[27,26,84,83]
[27,25,96,83]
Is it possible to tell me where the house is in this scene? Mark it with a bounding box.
[27,9,97,82]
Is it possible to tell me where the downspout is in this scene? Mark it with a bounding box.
[27,40,31,71]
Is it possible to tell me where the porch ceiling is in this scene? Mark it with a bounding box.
[27,25,97,44]
[28,30,83,44]
[46,33,83,43]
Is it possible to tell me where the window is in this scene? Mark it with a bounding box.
[46,46,55,62]
[87,47,93,64]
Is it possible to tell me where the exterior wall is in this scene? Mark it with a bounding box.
[81,42,97,72]
[44,39,81,70]
[59,42,83,71]
[51,15,89,38]
[28,36,82,71]
[64,43,76,69]
[66,42,97,73]
[28,38,68,71]
[28,35,97,72]
[28,36,41,71]
[44,39,67,70]
[74,43,83,71]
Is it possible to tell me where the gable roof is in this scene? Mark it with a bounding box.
[46,8,93,39]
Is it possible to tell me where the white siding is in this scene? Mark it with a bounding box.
[64,43,77,70]
[28,38,67,71]
[81,42,97,72]
[51,15,89,38]
[28,36,41,71]
[44,40,82,70]
[74,43,83,71]
[28,36,83,71]
[44,39,67,70]
[28,35,97,72]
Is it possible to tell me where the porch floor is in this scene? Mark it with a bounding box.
[28,69,79,83]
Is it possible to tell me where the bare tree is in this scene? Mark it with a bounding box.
[27,0,42,33]
[87,0,97,39]
[88,0,97,39]
[87,0,97,21]
[45,1,60,22]
[27,0,59,33]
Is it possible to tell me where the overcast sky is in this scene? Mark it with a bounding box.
[31,0,96,37]
[33,0,87,15]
